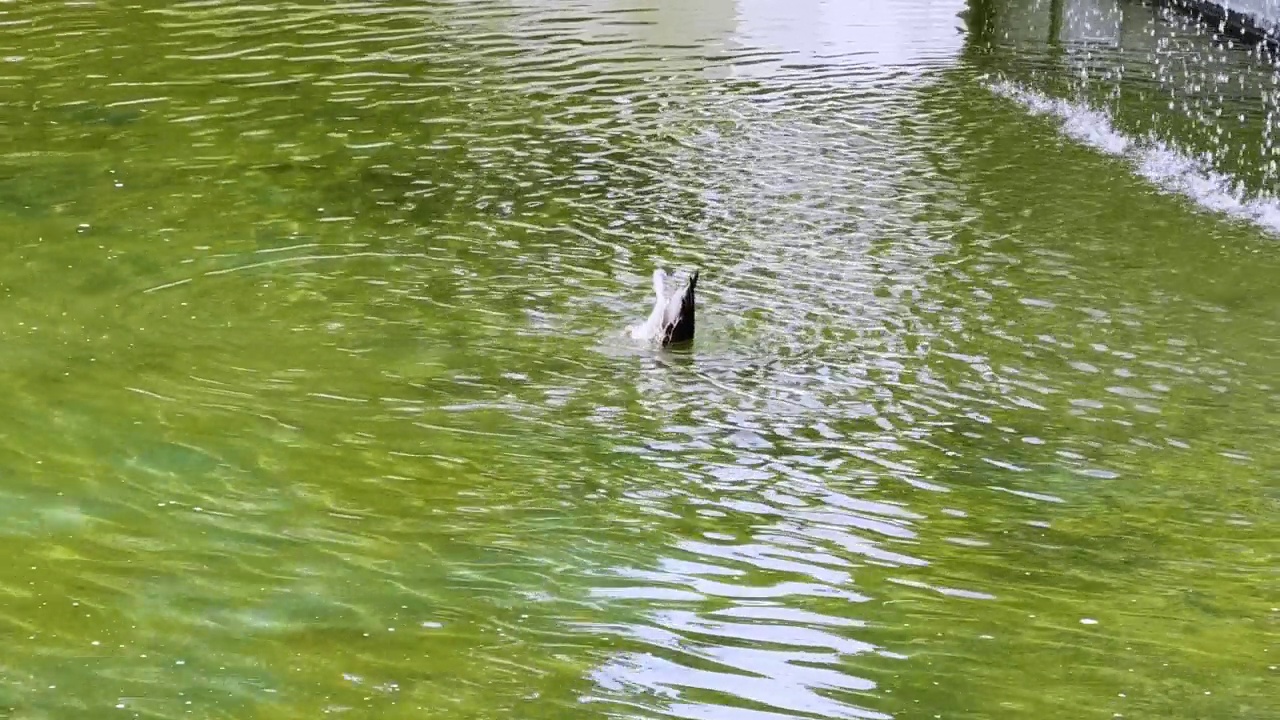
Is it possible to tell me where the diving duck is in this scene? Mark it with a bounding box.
[629,268,698,346]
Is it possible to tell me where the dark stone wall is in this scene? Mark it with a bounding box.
[1154,1,1278,50]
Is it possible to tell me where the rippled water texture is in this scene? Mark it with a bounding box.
[0,1,1276,719]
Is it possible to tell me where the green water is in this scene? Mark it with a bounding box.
[0,1,1275,718]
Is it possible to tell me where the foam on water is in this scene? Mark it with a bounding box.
[987,78,1280,236]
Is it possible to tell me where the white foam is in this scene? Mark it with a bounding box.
[987,78,1280,236]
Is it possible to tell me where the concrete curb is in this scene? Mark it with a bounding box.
[1158,0,1280,51]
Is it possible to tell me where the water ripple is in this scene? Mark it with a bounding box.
[0,1,1276,719]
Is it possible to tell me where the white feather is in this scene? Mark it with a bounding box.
[629,269,672,341]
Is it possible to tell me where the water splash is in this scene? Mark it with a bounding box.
[987,77,1280,236]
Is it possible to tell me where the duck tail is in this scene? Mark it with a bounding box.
[661,268,698,346]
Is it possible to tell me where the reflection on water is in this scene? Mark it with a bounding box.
[0,0,1276,719]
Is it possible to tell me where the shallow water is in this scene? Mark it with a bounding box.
[0,0,1276,718]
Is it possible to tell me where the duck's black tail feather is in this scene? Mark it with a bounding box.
[662,269,698,346]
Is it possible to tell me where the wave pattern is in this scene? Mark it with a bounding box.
[0,1,1275,720]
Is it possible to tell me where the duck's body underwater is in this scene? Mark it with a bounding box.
[629,268,698,347]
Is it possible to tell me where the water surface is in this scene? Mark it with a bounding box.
[0,1,1275,719]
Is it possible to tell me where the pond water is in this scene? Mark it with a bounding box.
[0,0,1275,718]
